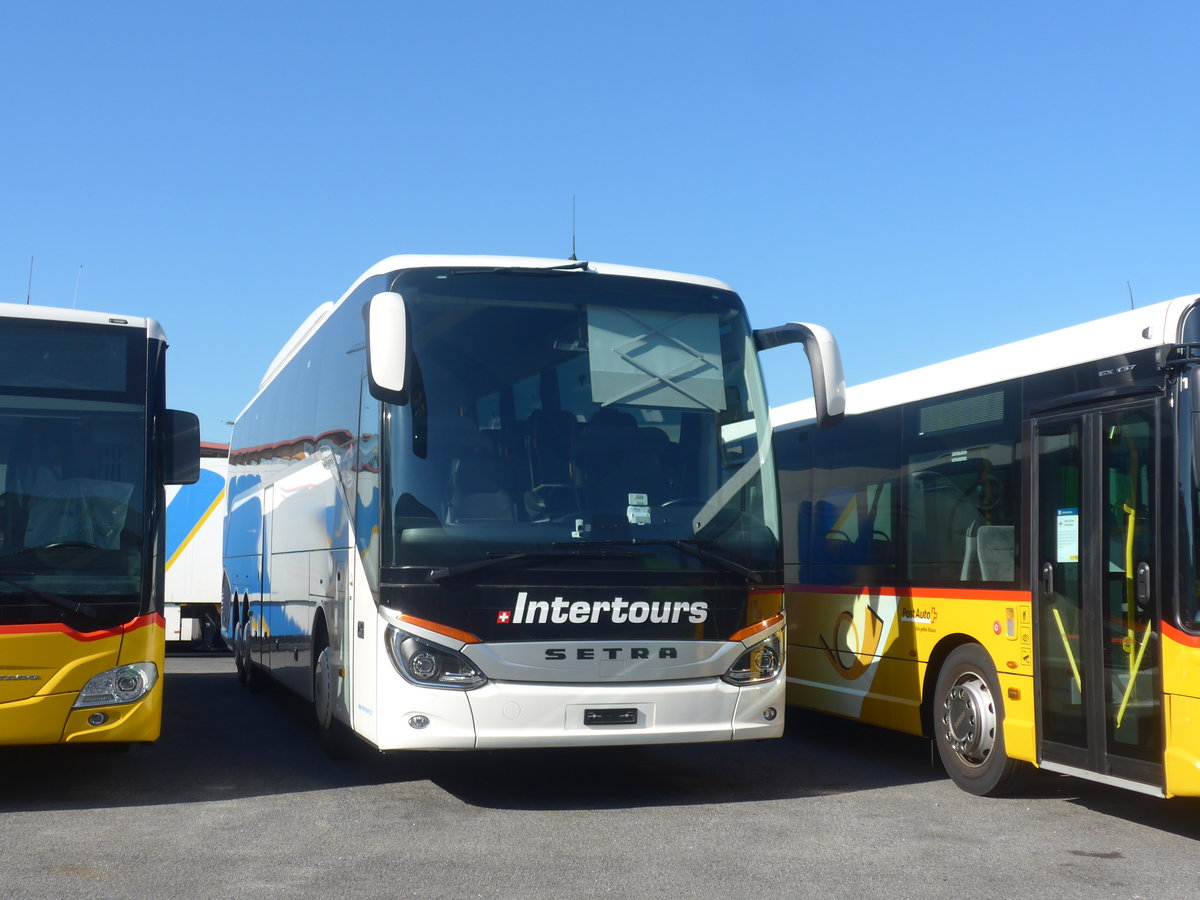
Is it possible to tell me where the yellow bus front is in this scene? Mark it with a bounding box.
[0,615,164,745]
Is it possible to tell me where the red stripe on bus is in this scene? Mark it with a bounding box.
[1162,620,1200,648]
[0,612,164,642]
[785,584,1032,603]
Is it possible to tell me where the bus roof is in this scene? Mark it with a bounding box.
[256,254,737,395]
[0,301,167,343]
[772,293,1200,428]
[352,255,734,294]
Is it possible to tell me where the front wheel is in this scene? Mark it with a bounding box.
[314,641,357,759]
[932,644,1030,796]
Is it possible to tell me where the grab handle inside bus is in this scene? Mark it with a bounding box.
[1136,561,1152,612]
[366,290,410,404]
[752,322,845,427]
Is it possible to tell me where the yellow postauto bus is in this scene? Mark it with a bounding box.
[0,302,198,746]
[774,293,1200,798]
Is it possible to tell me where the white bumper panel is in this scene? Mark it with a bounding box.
[369,684,478,751]
[471,680,736,747]
[368,676,784,750]
[730,676,786,741]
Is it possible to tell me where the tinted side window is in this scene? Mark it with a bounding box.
[779,409,902,586]
[774,424,811,585]
[904,387,1020,586]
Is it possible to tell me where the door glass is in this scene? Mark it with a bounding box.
[1037,419,1087,751]
[1101,406,1161,763]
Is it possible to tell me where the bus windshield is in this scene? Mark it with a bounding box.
[0,321,150,630]
[381,268,779,577]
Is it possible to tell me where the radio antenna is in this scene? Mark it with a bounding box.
[26,255,33,305]
[1127,281,1135,310]
[72,265,83,308]
[569,195,577,261]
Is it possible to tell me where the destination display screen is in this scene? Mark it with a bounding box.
[0,319,135,396]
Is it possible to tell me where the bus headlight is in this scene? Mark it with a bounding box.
[385,626,487,690]
[73,662,159,708]
[721,633,783,685]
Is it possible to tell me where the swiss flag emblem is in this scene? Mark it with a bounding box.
[497,610,512,624]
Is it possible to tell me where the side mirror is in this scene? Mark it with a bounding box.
[163,409,201,485]
[366,291,409,404]
[753,322,846,427]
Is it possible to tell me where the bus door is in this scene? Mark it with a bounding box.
[1031,399,1164,792]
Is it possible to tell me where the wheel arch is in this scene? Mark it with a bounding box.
[921,633,992,738]
[310,605,332,697]
[311,603,357,756]
[312,605,330,656]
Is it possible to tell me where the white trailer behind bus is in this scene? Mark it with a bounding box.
[164,442,227,646]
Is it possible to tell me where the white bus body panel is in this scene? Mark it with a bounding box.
[0,301,165,343]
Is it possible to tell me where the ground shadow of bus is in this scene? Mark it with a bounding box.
[3,664,1198,839]
[425,709,944,811]
[1,665,941,814]
[1053,781,1200,841]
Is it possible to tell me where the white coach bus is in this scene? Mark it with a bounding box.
[223,254,843,754]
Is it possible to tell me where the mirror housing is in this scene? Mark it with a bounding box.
[753,322,846,427]
[366,291,409,404]
[162,409,201,485]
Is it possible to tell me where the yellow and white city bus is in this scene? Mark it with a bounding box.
[0,302,198,746]
[774,293,1200,798]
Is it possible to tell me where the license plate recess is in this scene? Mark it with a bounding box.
[583,707,638,726]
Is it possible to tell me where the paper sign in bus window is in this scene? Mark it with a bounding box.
[1056,507,1079,563]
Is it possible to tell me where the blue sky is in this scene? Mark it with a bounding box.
[3,2,1197,440]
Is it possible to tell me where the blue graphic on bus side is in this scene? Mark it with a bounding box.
[166,468,224,560]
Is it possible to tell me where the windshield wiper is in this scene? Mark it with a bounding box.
[2,542,102,560]
[0,577,99,619]
[429,547,644,584]
[556,539,763,584]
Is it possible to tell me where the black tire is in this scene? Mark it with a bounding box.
[314,639,357,759]
[238,622,262,693]
[932,643,1030,796]
[233,619,246,683]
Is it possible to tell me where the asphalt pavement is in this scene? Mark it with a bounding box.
[1,653,1197,899]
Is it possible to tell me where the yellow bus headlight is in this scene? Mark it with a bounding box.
[73,662,159,708]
